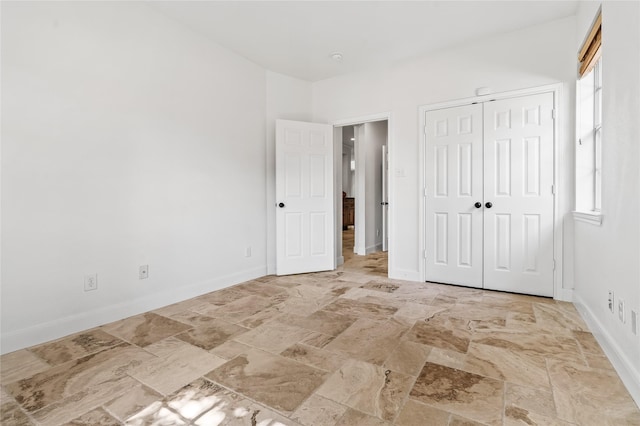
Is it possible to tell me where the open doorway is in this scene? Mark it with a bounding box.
[337,120,389,276]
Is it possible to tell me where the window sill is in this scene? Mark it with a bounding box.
[573,211,603,226]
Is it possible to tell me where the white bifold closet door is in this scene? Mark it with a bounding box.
[425,92,554,297]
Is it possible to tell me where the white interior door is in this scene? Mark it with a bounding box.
[425,104,484,288]
[276,119,335,275]
[483,93,555,296]
[381,144,389,252]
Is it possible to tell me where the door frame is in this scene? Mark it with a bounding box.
[418,83,568,300]
[331,112,393,272]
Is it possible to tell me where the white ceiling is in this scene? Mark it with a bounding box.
[152,1,579,82]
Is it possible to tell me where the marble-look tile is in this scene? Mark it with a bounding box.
[32,375,138,426]
[571,330,603,355]
[124,401,186,426]
[0,349,51,383]
[174,316,248,351]
[583,353,615,370]
[280,343,347,372]
[324,318,408,365]
[194,294,276,323]
[316,359,413,422]
[300,332,336,349]
[66,407,120,425]
[472,330,582,363]
[384,340,431,376]
[196,399,298,426]
[360,281,400,293]
[506,311,537,324]
[405,318,471,354]
[286,283,333,299]
[232,281,289,299]
[448,414,487,425]
[129,343,226,396]
[533,303,587,331]
[393,303,447,322]
[0,399,34,425]
[102,312,192,347]
[209,340,253,360]
[282,293,337,313]
[279,310,358,336]
[394,399,450,425]
[503,408,575,425]
[151,296,205,318]
[463,343,550,389]
[322,298,398,320]
[200,287,250,306]
[6,343,153,412]
[233,321,314,354]
[504,382,557,423]
[290,394,348,426]
[103,384,163,421]
[143,336,190,357]
[164,377,233,421]
[410,362,504,425]
[547,359,640,425]
[206,348,327,414]
[29,329,123,366]
[426,347,467,370]
[334,408,390,426]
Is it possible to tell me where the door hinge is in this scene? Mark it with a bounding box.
[423,125,428,136]
[424,187,428,197]
[423,250,427,260]
[551,184,555,195]
[553,259,557,270]
[552,109,557,119]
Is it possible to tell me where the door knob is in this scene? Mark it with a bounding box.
[474,202,482,208]
[278,202,285,208]
[380,202,389,206]
[485,202,493,208]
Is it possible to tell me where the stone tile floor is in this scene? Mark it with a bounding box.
[1,244,639,425]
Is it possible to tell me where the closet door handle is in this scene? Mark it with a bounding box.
[474,202,482,208]
[485,202,493,208]
[278,202,285,208]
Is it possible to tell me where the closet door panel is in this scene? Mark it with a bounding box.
[483,93,555,297]
[425,104,483,287]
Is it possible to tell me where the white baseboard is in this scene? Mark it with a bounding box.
[0,266,267,355]
[573,293,640,407]
[556,288,574,302]
[365,243,383,254]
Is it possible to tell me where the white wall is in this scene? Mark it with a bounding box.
[313,17,577,282]
[1,2,267,353]
[363,121,387,253]
[265,71,312,275]
[342,126,355,197]
[573,1,640,403]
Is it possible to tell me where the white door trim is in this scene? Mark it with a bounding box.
[418,83,566,300]
[331,112,394,276]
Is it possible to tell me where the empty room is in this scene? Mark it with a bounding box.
[1,1,639,425]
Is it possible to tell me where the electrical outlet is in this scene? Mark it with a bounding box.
[608,291,614,313]
[618,298,625,323]
[84,274,98,292]
[245,247,252,257]
[139,265,149,280]
[631,310,638,336]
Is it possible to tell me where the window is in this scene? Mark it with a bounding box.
[575,12,602,222]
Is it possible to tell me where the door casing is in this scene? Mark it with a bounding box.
[418,84,567,300]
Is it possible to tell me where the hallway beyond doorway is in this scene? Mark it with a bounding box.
[341,228,387,277]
